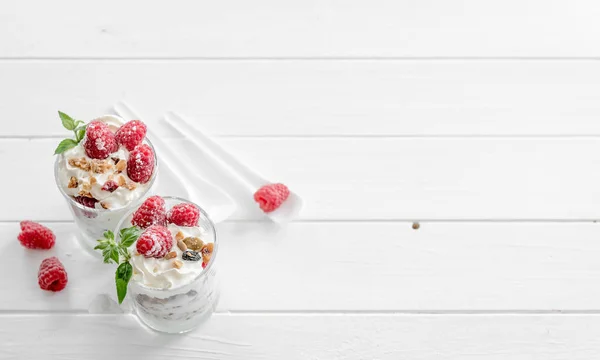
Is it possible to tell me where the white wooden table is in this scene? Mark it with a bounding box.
[3,1,600,358]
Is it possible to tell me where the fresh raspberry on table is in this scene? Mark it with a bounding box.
[253,183,290,213]
[17,221,56,250]
[83,120,118,159]
[115,120,147,151]
[127,144,155,183]
[167,203,200,227]
[38,257,68,292]
[101,180,119,193]
[136,225,173,258]
[74,196,98,208]
[132,196,167,228]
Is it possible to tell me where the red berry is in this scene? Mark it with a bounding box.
[115,120,147,151]
[127,144,155,183]
[132,196,167,228]
[101,180,119,193]
[18,221,56,250]
[253,183,290,213]
[167,203,200,227]
[83,120,118,159]
[202,262,207,269]
[38,257,68,292]
[136,225,173,258]
[74,196,98,208]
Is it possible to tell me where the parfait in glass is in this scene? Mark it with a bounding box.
[104,196,219,333]
[54,112,157,252]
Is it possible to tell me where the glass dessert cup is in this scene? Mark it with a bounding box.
[54,140,158,254]
[116,196,220,334]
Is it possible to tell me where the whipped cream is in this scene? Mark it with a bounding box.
[130,224,209,289]
[56,115,152,210]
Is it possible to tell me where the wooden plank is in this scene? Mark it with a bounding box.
[3,314,600,359]
[6,138,600,221]
[4,61,600,137]
[2,0,600,58]
[4,222,600,311]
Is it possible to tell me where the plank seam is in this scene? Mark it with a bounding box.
[4,57,600,61]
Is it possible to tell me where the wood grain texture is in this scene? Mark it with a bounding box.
[4,61,600,136]
[3,314,600,359]
[6,138,600,221]
[2,0,600,58]
[5,222,600,311]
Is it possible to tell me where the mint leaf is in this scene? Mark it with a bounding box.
[94,242,109,251]
[54,138,78,154]
[109,247,119,264]
[115,261,133,304]
[75,125,87,143]
[103,230,115,241]
[58,111,76,130]
[119,226,141,248]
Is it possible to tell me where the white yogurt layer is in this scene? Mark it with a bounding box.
[130,224,208,289]
[56,115,152,210]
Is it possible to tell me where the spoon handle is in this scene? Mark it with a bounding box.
[164,112,268,189]
[113,101,191,197]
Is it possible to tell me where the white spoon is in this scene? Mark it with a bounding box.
[163,112,303,223]
[113,101,237,223]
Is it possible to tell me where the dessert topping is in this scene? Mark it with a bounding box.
[127,144,155,184]
[54,111,87,155]
[68,157,90,171]
[131,196,167,228]
[116,120,147,151]
[115,159,127,173]
[182,236,204,251]
[136,225,172,258]
[83,120,118,159]
[182,250,201,262]
[101,180,119,193]
[68,176,78,188]
[177,240,187,251]
[167,203,200,227]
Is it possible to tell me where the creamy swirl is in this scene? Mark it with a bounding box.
[130,224,208,289]
[56,115,152,210]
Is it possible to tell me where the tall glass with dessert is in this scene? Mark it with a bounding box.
[53,112,158,253]
[96,196,219,333]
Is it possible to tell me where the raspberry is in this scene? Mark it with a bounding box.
[17,221,55,250]
[167,203,200,227]
[38,257,68,292]
[74,196,98,208]
[83,120,118,159]
[132,196,167,228]
[127,144,155,183]
[115,120,147,151]
[101,180,119,193]
[136,225,173,258]
[253,183,290,213]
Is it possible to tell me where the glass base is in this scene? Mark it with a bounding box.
[133,290,220,333]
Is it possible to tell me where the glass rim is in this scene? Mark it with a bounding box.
[116,195,219,292]
[53,137,159,213]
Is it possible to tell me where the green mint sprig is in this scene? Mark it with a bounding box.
[95,226,141,304]
[54,111,87,154]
